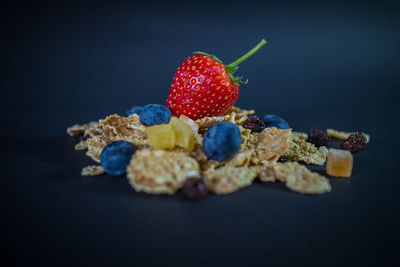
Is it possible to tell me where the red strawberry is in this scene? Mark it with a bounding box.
[166,39,266,120]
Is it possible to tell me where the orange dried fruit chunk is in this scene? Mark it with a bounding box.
[326,148,353,177]
[169,117,196,152]
[145,124,175,150]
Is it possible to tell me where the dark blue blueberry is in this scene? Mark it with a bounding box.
[139,104,172,126]
[261,114,290,129]
[125,106,143,117]
[202,121,241,161]
[100,140,136,176]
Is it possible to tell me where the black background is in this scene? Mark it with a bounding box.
[2,1,400,266]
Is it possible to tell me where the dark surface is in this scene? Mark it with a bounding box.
[2,1,400,266]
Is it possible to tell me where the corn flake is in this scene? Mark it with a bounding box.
[67,121,100,136]
[291,131,308,141]
[273,162,331,194]
[283,138,328,165]
[127,149,200,194]
[195,106,254,132]
[255,127,292,163]
[203,165,256,194]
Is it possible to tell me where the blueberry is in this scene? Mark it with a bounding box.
[125,106,142,117]
[202,121,241,161]
[139,104,172,126]
[100,140,136,176]
[261,114,290,129]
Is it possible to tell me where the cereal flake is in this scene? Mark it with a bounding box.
[283,139,328,165]
[67,121,99,136]
[81,165,105,176]
[255,127,292,163]
[273,162,331,194]
[203,165,257,194]
[127,149,200,194]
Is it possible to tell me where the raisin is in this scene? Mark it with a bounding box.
[340,132,367,153]
[307,129,330,147]
[80,134,90,141]
[278,155,292,163]
[182,177,208,200]
[242,115,265,133]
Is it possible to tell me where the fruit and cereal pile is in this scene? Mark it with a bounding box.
[67,39,370,199]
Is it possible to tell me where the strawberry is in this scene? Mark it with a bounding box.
[166,39,266,120]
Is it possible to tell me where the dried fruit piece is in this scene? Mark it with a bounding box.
[179,115,199,133]
[273,162,331,194]
[340,132,367,153]
[182,178,208,200]
[278,155,292,163]
[307,129,330,147]
[326,148,353,177]
[242,115,265,133]
[145,124,176,150]
[203,166,256,194]
[255,127,292,163]
[81,165,105,176]
[169,117,196,152]
[127,149,200,194]
[327,129,370,143]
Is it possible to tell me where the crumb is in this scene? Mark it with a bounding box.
[81,165,105,176]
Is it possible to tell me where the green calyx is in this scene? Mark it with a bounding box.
[193,39,267,85]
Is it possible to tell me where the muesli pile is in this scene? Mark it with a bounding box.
[67,39,369,199]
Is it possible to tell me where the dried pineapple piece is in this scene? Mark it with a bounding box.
[169,117,196,152]
[145,124,175,150]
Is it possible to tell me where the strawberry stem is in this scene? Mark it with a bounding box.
[226,39,267,70]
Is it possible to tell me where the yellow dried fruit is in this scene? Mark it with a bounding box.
[169,117,196,152]
[145,124,175,150]
[326,148,353,177]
